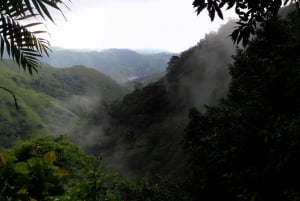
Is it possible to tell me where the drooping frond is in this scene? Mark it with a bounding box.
[0,14,50,74]
[193,0,299,46]
[0,0,70,74]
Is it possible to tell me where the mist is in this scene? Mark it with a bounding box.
[166,20,237,110]
[62,94,109,150]
[77,19,241,176]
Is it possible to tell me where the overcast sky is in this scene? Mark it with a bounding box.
[46,0,235,52]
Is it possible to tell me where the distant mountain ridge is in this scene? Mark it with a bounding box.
[41,48,173,84]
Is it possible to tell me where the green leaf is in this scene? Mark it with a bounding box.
[14,162,30,175]
[27,157,41,168]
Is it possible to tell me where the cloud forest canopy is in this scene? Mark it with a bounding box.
[0,0,69,74]
[193,0,299,45]
[184,10,300,200]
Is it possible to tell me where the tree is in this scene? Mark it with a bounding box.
[184,11,300,201]
[0,0,69,74]
[192,0,299,45]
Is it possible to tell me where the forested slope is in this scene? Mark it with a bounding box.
[0,5,299,201]
[0,60,127,150]
[184,10,300,201]
[92,21,236,177]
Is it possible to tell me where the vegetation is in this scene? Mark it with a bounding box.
[0,135,87,201]
[1,135,189,201]
[193,0,299,45]
[1,2,300,201]
[0,60,127,150]
[184,10,300,201]
[0,0,68,73]
[98,20,235,177]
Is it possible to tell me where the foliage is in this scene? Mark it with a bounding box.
[27,64,128,102]
[104,81,184,176]
[9,135,92,180]
[193,0,299,46]
[66,161,122,201]
[184,11,300,201]
[0,135,188,201]
[67,169,189,201]
[0,144,70,200]
[115,177,189,201]
[100,21,235,177]
[0,60,127,150]
[0,0,68,73]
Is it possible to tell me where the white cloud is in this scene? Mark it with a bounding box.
[47,0,235,52]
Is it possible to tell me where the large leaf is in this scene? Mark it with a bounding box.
[27,157,42,168]
[14,162,30,175]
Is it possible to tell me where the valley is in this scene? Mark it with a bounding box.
[0,4,299,200]
[41,48,173,85]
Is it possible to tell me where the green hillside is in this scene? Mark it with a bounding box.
[0,60,127,150]
[27,64,128,103]
[41,49,173,84]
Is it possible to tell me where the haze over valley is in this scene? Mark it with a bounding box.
[41,48,174,85]
[0,19,237,174]
[0,1,299,201]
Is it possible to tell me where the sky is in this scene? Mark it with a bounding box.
[46,0,236,52]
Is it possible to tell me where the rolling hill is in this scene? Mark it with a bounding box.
[41,48,173,84]
[0,60,127,150]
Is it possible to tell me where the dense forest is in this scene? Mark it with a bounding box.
[95,20,235,177]
[0,3,300,201]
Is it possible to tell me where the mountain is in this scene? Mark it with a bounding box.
[41,48,174,84]
[87,20,237,177]
[94,5,299,178]
[90,7,299,178]
[0,60,127,150]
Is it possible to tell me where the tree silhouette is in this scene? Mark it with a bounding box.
[193,0,299,45]
[184,11,300,201]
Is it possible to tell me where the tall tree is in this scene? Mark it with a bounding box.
[184,11,300,201]
[0,0,69,74]
[193,0,299,45]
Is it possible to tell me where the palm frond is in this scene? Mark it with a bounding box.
[0,13,50,74]
[0,0,70,74]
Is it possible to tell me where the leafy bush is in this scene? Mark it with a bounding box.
[0,150,68,201]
